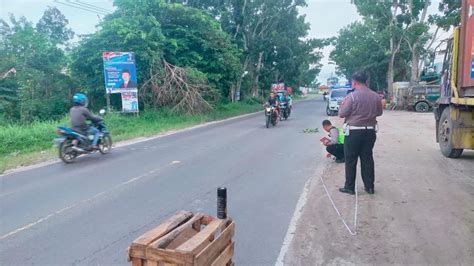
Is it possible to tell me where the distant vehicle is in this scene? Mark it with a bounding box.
[326,88,350,116]
[406,86,441,112]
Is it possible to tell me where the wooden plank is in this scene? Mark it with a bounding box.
[131,257,142,266]
[145,248,193,265]
[129,211,193,260]
[150,213,204,249]
[201,214,215,225]
[167,227,199,250]
[129,247,146,261]
[194,222,235,266]
[210,242,234,266]
[146,260,158,266]
[175,219,225,254]
[134,211,193,245]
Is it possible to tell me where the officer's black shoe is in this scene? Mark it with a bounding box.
[365,187,375,194]
[335,158,345,163]
[339,188,355,195]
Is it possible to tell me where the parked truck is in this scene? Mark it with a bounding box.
[434,0,474,158]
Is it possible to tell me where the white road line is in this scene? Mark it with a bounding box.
[0,161,177,241]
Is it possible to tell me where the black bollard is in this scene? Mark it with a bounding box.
[217,187,227,219]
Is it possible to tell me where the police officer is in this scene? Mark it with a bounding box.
[338,71,383,195]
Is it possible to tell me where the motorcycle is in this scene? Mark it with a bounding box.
[264,104,279,128]
[280,102,291,120]
[54,109,112,163]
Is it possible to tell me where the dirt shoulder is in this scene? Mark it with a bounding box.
[285,110,474,265]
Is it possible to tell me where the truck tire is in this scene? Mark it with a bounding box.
[415,101,430,112]
[438,107,464,158]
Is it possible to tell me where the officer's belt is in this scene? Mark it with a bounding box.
[348,126,375,130]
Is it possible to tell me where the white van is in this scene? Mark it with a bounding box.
[326,88,351,116]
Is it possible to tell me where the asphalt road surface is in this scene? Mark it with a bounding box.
[0,98,326,265]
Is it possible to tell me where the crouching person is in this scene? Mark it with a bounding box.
[321,120,345,163]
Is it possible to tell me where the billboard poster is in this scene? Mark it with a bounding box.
[121,90,139,113]
[103,52,138,93]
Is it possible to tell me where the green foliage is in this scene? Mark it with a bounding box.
[184,0,324,97]
[333,0,435,90]
[2,0,320,122]
[73,0,241,103]
[330,21,389,90]
[36,7,74,45]
[429,0,461,30]
[70,13,165,109]
[0,11,75,122]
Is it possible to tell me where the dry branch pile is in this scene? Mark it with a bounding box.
[140,60,215,114]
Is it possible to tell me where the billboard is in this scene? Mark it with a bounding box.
[121,90,139,113]
[103,52,138,93]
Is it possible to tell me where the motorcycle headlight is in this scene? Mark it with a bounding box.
[266,108,271,112]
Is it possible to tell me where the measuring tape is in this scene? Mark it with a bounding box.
[320,175,358,236]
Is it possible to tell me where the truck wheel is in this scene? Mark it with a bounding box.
[415,101,430,112]
[438,107,463,158]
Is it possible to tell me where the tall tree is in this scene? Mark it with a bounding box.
[330,21,389,90]
[0,12,74,122]
[404,0,431,85]
[191,0,322,99]
[354,0,408,95]
[36,7,74,45]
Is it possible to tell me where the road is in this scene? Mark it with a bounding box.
[0,99,326,265]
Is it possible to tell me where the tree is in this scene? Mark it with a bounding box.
[36,7,74,45]
[404,0,431,85]
[70,14,165,109]
[72,0,242,110]
[330,21,389,90]
[0,12,74,122]
[195,0,323,99]
[429,0,461,31]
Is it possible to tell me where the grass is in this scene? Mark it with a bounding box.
[0,102,262,173]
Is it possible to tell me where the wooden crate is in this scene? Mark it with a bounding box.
[128,211,235,266]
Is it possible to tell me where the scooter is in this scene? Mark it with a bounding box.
[54,109,112,163]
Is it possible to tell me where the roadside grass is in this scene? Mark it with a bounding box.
[0,102,262,174]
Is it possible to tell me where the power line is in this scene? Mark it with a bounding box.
[53,0,109,15]
[72,0,113,13]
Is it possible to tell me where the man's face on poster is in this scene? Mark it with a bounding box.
[122,72,131,83]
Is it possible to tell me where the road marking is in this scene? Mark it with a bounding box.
[0,161,178,241]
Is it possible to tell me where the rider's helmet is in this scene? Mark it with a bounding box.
[73,93,88,107]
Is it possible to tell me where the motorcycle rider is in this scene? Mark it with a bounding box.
[284,90,293,109]
[267,91,280,117]
[70,93,103,149]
